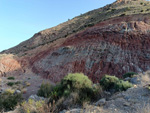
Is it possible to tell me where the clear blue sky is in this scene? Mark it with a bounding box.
[0,0,115,52]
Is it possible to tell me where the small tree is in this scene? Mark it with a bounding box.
[37,82,53,98]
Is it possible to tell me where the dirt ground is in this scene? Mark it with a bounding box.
[0,71,55,99]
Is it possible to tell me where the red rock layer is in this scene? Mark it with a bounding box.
[1,14,150,83]
[28,14,150,83]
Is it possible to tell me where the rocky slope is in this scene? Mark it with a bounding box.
[1,0,150,83]
[60,71,150,113]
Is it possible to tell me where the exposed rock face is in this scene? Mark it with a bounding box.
[28,14,150,83]
[0,54,23,77]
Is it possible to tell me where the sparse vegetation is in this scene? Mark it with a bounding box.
[20,99,50,113]
[0,89,22,112]
[111,8,116,12]
[123,72,137,78]
[7,82,15,86]
[7,81,21,87]
[120,13,126,16]
[1,0,150,112]
[37,82,53,98]
[37,73,102,112]
[126,7,131,11]
[6,0,150,54]
[45,73,103,112]
[24,81,31,87]
[100,75,133,92]
[7,77,15,80]
[15,81,21,85]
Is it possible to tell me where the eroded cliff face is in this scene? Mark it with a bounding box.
[1,14,150,83]
[0,11,150,82]
[19,14,149,83]
[0,54,23,77]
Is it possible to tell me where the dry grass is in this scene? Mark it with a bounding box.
[140,71,150,86]
[20,99,50,113]
[141,74,150,82]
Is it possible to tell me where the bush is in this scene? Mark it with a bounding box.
[0,89,22,112]
[126,7,131,11]
[37,73,101,107]
[61,73,92,91]
[87,23,94,27]
[115,80,133,91]
[100,75,133,92]
[20,99,49,113]
[49,73,95,104]
[45,73,104,112]
[120,13,126,16]
[111,8,116,12]
[7,77,15,80]
[123,72,137,78]
[15,81,21,85]
[7,82,15,86]
[37,82,53,98]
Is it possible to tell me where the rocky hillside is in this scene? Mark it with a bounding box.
[1,0,150,83]
[60,71,150,113]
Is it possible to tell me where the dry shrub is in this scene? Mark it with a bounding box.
[20,99,50,113]
[49,92,80,113]
[141,72,150,83]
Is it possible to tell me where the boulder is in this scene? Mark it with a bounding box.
[95,98,106,106]
[28,94,45,101]
[14,90,21,95]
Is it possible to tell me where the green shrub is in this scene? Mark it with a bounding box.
[61,73,92,91]
[7,77,15,80]
[15,81,21,85]
[140,2,144,5]
[37,82,53,98]
[100,75,133,92]
[120,13,126,16]
[87,23,94,27]
[45,73,104,112]
[0,90,22,112]
[7,82,15,86]
[115,80,133,91]
[111,8,116,12]
[126,7,131,11]
[123,72,137,78]
[62,73,94,102]
[7,81,21,87]
[49,73,95,104]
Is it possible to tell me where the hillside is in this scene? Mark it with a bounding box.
[2,0,150,54]
[1,0,150,83]
[1,0,150,113]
